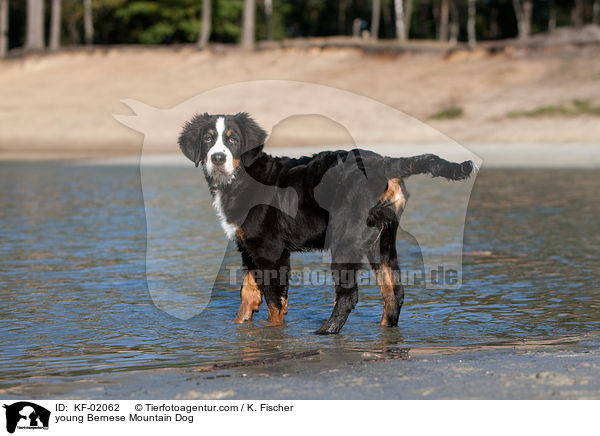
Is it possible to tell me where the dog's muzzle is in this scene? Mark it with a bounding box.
[211,152,227,166]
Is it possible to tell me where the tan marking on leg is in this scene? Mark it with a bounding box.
[281,297,288,314]
[380,178,407,212]
[267,297,287,325]
[235,226,244,242]
[377,264,396,326]
[234,270,262,323]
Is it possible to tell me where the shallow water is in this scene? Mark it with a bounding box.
[1,162,599,386]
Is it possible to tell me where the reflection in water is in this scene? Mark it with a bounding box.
[0,163,599,384]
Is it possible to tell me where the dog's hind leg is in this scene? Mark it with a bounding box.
[316,259,360,335]
[368,225,404,327]
[262,250,290,325]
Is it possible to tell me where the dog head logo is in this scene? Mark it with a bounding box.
[3,402,50,434]
[114,80,481,319]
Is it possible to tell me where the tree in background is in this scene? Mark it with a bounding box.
[571,0,584,27]
[112,0,201,44]
[197,0,211,48]
[404,0,413,39]
[25,0,44,51]
[548,0,556,32]
[338,0,349,35]
[4,0,600,52]
[264,0,272,40]
[449,0,459,44]
[83,0,93,44]
[512,0,532,40]
[468,0,476,48]
[50,0,62,50]
[242,0,255,48]
[439,0,449,41]
[394,0,405,40]
[371,0,381,39]
[0,0,7,57]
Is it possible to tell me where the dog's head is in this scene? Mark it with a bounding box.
[178,112,267,186]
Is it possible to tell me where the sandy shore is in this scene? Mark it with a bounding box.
[1,43,600,161]
[3,334,599,400]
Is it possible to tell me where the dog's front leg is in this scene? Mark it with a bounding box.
[234,269,263,323]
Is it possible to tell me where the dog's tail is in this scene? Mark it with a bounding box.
[384,154,474,181]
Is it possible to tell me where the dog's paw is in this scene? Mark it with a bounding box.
[459,160,474,179]
[315,325,341,335]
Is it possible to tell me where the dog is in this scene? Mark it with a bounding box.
[178,112,473,334]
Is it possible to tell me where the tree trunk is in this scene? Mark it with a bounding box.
[338,0,348,35]
[67,15,80,44]
[197,0,211,48]
[467,0,476,48]
[439,0,449,42]
[353,18,361,37]
[50,0,62,51]
[371,0,380,39]
[513,0,532,40]
[548,0,556,32]
[404,0,413,39]
[488,6,499,38]
[594,0,600,25]
[432,0,440,38]
[523,0,532,37]
[571,0,584,27]
[242,0,255,48]
[264,0,272,40]
[382,0,391,37]
[449,0,459,45]
[394,0,405,41]
[83,0,93,45]
[0,0,7,57]
[25,0,44,51]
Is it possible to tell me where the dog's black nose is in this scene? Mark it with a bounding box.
[211,152,226,166]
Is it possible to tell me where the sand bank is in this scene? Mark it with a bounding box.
[1,44,600,161]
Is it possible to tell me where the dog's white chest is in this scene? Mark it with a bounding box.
[212,192,237,240]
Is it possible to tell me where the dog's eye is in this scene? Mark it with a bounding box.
[203,134,213,144]
[227,136,238,145]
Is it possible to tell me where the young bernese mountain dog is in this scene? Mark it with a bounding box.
[178,112,473,334]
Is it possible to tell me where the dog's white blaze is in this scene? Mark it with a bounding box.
[206,116,234,176]
[213,191,237,240]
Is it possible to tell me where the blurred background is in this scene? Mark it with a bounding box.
[0,0,599,159]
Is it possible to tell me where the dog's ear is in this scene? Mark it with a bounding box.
[235,112,267,167]
[178,113,211,167]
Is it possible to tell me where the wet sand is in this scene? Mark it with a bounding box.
[3,334,599,400]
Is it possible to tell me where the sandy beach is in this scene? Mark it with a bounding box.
[1,42,599,161]
[3,334,599,400]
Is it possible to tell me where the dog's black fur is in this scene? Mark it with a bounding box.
[179,112,473,334]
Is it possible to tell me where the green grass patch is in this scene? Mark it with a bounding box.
[507,99,600,118]
[429,107,464,120]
